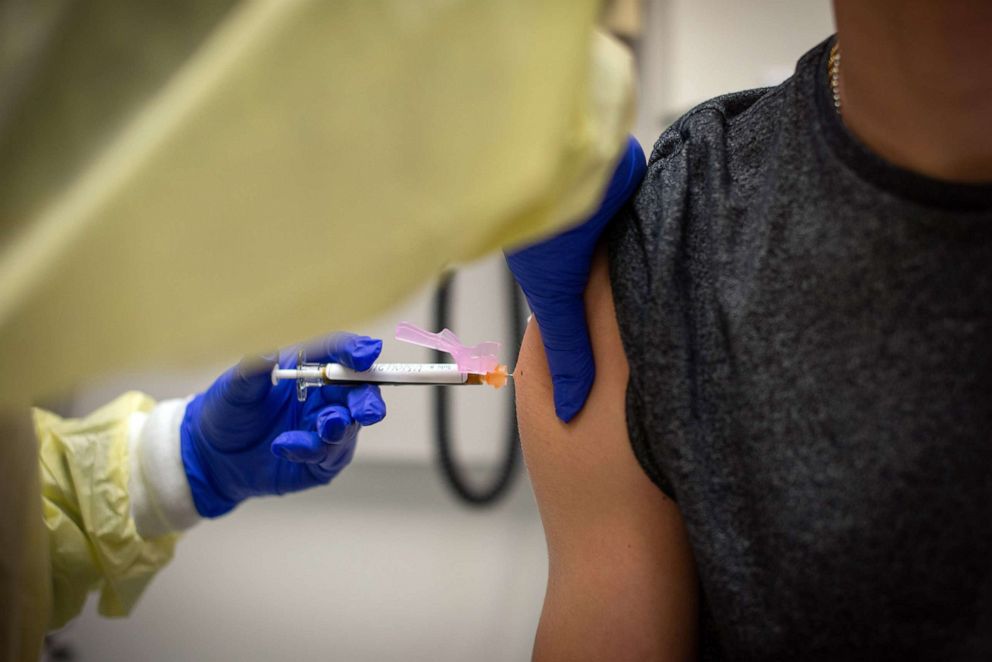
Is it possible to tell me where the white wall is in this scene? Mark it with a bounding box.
[635,0,835,145]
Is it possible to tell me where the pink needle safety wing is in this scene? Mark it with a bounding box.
[395,322,501,375]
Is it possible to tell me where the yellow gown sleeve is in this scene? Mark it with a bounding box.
[33,393,178,629]
[0,1,634,407]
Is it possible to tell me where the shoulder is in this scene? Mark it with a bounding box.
[515,249,659,522]
[514,248,698,661]
[617,83,788,254]
[515,248,650,536]
[605,81,793,402]
[649,86,784,165]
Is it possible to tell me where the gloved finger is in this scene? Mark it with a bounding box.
[309,333,382,371]
[215,351,279,407]
[315,405,354,444]
[533,301,596,423]
[271,430,325,463]
[270,429,355,466]
[531,137,644,248]
[309,434,359,483]
[315,384,356,406]
[346,384,387,426]
[599,136,647,216]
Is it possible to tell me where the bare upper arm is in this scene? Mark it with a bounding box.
[515,248,698,662]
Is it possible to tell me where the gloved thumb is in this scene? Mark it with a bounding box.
[218,352,279,405]
[534,299,596,423]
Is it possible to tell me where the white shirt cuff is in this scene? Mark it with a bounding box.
[128,397,201,538]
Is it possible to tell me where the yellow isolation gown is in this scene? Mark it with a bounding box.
[0,1,634,658]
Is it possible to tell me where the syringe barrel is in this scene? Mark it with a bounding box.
[272,363,470,386]
[323,363,467,385]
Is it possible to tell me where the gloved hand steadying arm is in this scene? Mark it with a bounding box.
[181,333,387,518]
[505,136,646,422]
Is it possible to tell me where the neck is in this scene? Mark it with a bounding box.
[832,0,992,183]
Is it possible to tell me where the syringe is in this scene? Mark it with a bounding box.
[272,354,509,401]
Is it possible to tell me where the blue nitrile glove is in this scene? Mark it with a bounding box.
[181,333,387,518]
[506,136,646,422]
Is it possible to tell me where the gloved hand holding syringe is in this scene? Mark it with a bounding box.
[272,322,510,401]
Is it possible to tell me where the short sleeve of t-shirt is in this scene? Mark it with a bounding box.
[607,132,689,500]
[606,87,767,501]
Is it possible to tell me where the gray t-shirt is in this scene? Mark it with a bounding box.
[608,37,992,661]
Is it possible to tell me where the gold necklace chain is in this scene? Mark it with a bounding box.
[828,42,842,114]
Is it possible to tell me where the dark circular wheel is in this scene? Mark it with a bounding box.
[432,267,525,507]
